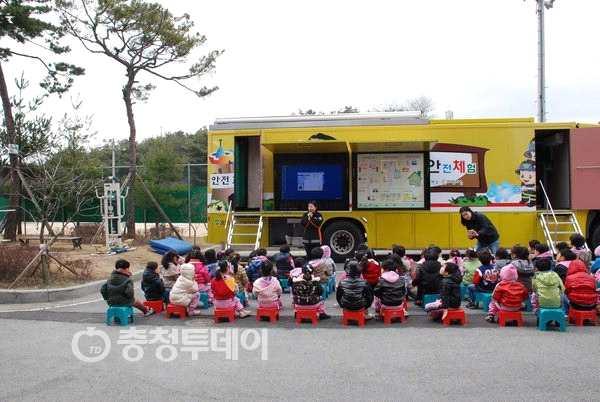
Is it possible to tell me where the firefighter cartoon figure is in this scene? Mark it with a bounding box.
[516,140,536,207]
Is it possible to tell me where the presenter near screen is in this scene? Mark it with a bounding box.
[301,201,323,258]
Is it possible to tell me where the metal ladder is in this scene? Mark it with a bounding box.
[225,209,263,250]
[538,180,588,254]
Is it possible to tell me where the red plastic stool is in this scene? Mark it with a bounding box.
[143,300,164,314]
[214,307,236,323]
[568,308,597,326]
[256,307,279,323]
[342,309,366,327]
[381,306,405,325]
[442,309,467,326]
[295,307,318,326]
[498,310,523,327]
[166,303,187,319]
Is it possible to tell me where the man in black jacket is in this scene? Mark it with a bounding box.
[336,260,374,317]
[301,201,323,258]
[101,259,155,316]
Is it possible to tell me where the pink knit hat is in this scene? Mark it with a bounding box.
[500,265,518,282]
[595,245,600,257]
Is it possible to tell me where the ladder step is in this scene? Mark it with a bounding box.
[232,233,256,236]
[549,231,576,235]
[230,243,256,246]
[234,223,259,226]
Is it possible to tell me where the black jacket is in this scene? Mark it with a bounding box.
[336,276,374,311]
[373,272,406,306]
[461,212,499,246]
[301,212,323,243]
[413,260,442,296]
[440,272,462,308]
[292,277,323,305]
[272,252,294,278]
[101,270,134,306]
[141,268,165,301]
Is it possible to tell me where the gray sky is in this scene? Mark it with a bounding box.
[5,0,600,144]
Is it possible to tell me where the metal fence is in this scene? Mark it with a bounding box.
[0,163,208,228]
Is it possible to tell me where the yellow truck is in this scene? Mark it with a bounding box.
[207,113,600,260]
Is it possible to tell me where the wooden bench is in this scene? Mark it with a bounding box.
[17,235,82,249]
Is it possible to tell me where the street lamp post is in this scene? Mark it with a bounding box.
[536,0,556,123]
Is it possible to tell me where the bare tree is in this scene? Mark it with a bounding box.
[56,0,222,237]
[374,96,434,119]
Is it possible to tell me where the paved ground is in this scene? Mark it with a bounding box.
[1,273,600,401]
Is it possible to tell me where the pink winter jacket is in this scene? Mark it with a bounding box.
[252,276,282,306]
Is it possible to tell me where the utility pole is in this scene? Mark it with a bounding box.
[536,0,556,123]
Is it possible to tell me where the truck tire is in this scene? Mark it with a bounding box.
[323,221,365,262]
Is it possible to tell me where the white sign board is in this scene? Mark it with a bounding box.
[356,153,425,209]
[210,173,234,189]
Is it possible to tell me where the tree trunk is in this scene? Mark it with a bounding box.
[0,60,19,241]
[40,221,49,286]
[123,75,137,238]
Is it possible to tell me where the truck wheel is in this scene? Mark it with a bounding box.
[324,221,365,262]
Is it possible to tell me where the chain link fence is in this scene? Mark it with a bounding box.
[0,163,208,239]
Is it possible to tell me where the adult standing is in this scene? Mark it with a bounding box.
[459,206,500,253]
[301,201,323,258]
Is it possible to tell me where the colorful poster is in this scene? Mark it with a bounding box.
[207,138,234,212]
[430,152,480,188]
[356,153,425,209]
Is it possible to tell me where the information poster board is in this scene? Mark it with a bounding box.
[356,153,426,209]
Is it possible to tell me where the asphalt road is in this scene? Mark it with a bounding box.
[1,278,600,401]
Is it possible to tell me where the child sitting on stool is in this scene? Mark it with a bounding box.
[211,260,251,318]
[466,250,498,308]
[486,265,528,323]
[141,261,166,303]
[336,260,374,320]
[252,260,283,310]
[169,263,201,316]
[424,262,462,321]
[292,265,330,320]
[413,249,442,306]
[373,258,407,316]
[531,257,564,314]
[101,259,155,316]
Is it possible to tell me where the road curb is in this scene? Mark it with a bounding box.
[0,270,143,304]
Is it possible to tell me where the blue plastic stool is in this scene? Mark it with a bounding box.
[524,297,532,312]
[328,275,336,293]
[538,308,567,332]
[199,292,211,309]
[422,293,440,307]
[460,284,468,301]
[279,278,290,293]
[321,283,329,299]
[106,306,133,326]
[475,292,492,312]
[236,291,247,307]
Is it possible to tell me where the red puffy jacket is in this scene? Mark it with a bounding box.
[565,260,597,306]
[492,280,529,308]
[211,277,235,300]
[361,259,381,286]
